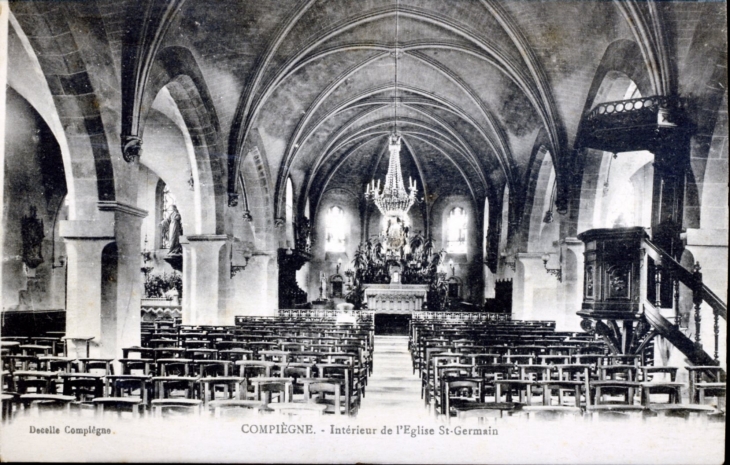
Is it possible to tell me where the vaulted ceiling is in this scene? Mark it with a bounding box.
[120,0,726,217]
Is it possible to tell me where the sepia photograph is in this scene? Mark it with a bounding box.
[0,0,726,462]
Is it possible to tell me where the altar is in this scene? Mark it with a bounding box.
[362,283,429,314]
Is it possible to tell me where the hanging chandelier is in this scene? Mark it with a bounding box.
[365,134,418,219]
[363,0,417,227]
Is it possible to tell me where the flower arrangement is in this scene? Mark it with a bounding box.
[345,234,449,310]
[144,272,183,299]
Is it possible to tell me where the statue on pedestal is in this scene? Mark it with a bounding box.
[160,205,183,255]
[319,271,327,300]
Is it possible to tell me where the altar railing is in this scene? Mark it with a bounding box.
[141,298,181,321]
[277,308,375,322]
[412,311,510,322]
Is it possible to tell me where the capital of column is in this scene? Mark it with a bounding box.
[515,252,545,261]
[515,252,547,272]
[59,219,114,240]
[180,235,228,255]
[562,237,584,249]
[97,201,148,218]
[184,234,228,243]
[121,134,142,163]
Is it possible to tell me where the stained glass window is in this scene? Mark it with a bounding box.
[325,206,347,252]
[446,207,467,254]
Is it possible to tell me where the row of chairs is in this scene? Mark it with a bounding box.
[2,318,374,420]
[411,320,726,421]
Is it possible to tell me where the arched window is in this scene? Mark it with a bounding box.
[156,180,177,249]
[325,206,347,252]
[285,178,295,247]
[446,207,467,254]
[499,185,509,253]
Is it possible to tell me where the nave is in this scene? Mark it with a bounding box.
[1,315,725,423]
[0,0,727,461]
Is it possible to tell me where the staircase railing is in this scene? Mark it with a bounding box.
[642,237,727,364]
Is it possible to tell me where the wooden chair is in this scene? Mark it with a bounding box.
[302,378,344,415]
[542,364,592,407]
[30,337,65,356]
[590,379,641,406]
[443,378,484,417]
[76,358,115,375]
[520,405,583,420]
[105,375,152,407]
[19,344,53,357]
[1,393,18,422]
[237,361,276,399]
[267,402,327,417]
[151,398,203,417]
[475,365,515,400]
[60,373,106,402]
[646,403,719,420]
[435,365,473,413]
[454,402,522,423]
[585,403,646,421]
[686,366,726,407]
[152,347,186,361]
[92,397,144,418]
[151,376,199,400]
[250,377,293,404]
[19,394,76,415]
[218,348,253,362]
[207,399,267,418]
[424,353,460,405]
[5,355,40,372]
[14,371,58,395]
[640,380,684,407]
[193,360,233,377]
[198,377,245,406]
[493,379,535,404]
[157,358,194,377]
[319,364,359,415]
[35,356,74,374]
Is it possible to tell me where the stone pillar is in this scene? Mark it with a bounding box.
[513,253,545,321]
[561,237,584,331]
[103,202,147,357]
[0,1,8,301]
[60,203,147,359]
[181,235,227,325]
[228,254,276,318]
[60,219,114,358]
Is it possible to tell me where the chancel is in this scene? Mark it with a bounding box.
[0,0,726,457]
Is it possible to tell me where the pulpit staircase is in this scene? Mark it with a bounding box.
[641,238,726,380]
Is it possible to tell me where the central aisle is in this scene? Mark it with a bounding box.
[358,336,431,421]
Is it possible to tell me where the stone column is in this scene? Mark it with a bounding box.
[61,203,147,359]
[513,253,545,321]
[561,237,585,330]
[60,219,114,358]
[181,235,227,325]
[0,2,8,301]
[102,202,147,357]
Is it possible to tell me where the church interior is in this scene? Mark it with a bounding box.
[0,0,727,447]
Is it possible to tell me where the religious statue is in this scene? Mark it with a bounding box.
[319,271,327,300]
[21,205,44,269]
[160,205,183,255]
